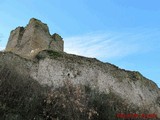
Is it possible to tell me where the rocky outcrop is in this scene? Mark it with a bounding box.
[5,18,64,58]
[35,51,160,118]
[1,18,159,119]
[0,50,159,119]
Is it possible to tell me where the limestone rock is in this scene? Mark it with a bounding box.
[1,18,160,119]
[0,50,160,119]
[5,18,64,58]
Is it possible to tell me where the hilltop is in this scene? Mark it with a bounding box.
[0,18,159,120]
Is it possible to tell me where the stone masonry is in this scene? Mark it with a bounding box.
[5,18,64,58]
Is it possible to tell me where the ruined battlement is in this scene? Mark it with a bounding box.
[5,18,64,58]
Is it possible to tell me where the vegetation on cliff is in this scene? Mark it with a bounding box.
[0,64,156,120]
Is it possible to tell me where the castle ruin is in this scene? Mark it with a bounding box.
[5,18,64,58]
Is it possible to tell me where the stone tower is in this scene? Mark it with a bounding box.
[5,18,64,58]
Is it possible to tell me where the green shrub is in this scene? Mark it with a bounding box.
[36,50,62,60]
[47,50,62,58]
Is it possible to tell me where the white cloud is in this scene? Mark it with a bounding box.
[64,32,146,60]
[0,46,5,51]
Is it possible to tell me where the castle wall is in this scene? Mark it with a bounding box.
[5,18,64,58]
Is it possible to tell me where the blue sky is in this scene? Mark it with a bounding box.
[0,0,160,87]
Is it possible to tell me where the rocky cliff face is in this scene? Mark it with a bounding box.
[0,18,159,120]
[5,18,64,58]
